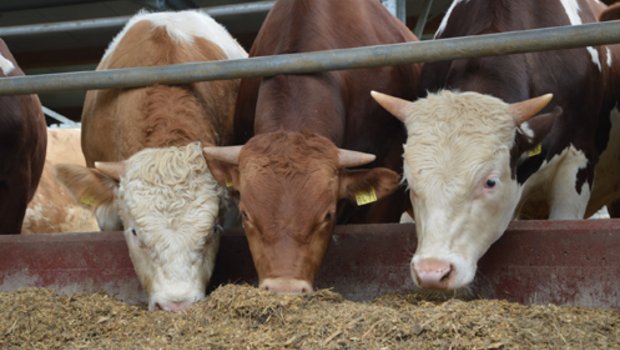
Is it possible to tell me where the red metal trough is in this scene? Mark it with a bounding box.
[0,220,618,308]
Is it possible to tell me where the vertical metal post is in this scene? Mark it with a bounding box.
[381,0,407,23]
[414,0,434,39]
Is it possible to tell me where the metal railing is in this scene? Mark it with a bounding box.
[1,20,619,96]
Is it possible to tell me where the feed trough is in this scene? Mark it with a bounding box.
[0,219,618,308]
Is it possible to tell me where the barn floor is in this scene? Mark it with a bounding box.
[1,284,618,349]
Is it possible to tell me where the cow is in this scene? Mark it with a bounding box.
[371,0,620,291]
[0,38,47,234]
[203,0,420,294]
[22,128,99,234]
[56,10,247,311]
[597,2,620,219]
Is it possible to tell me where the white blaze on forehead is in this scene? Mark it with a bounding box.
[560,0,601,71]
[103,10,247,61]
[435,0,469,38]
[0,53,15,75]
[118,143,223,306]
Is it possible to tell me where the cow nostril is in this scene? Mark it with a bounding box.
[440,265,454,282]
[300,286,308,293]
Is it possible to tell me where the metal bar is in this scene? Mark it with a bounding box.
[2,20,620,95]
[42,106,79,126]
[414,0,434,38]
[0,0,101,12]
[0,1,275,37]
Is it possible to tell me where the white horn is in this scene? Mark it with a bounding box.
[371,90,413,123]
[203,145,242,165]
[338,149,376,168]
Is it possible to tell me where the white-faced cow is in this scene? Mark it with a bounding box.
[203,0,420,294]
[372,0,620,290]
[56,10,247,311]
[22,128,99,234]
[0,38,47,234]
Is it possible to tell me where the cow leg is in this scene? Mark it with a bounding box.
[547,146,592,220]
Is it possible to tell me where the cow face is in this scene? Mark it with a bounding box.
[372,90,558,290]
[56,143,222,311]
[204,131,399,294]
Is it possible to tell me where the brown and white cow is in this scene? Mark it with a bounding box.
[22,128,99,234]
[372,0,619,290]
[56,10,247,311]
[0,38,47,234]
[203,0,420,294]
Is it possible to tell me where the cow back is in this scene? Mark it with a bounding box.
[81,13,246,165]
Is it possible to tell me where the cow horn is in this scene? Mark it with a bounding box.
[509,94,553,124]
[338,149,376,168]
[370,90,412,123]
[203,145,242,165]
[94,161,125,181]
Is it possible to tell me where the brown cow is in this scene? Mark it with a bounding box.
[56,10,247,311]
[0,38,47,234]
[22,128,98,234]
[372,0,619,290]
[204,0,420,294]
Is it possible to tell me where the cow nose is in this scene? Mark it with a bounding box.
[412,258,454,290]
[155,300,194,312]
[260,278,313,295]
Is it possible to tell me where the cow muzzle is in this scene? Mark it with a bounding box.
[259,278,313,295]
[411,258,455,290]
[155,300,195,312]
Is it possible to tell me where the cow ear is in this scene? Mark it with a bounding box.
[338,168,401,205]
[514,106,561,155]
[54,163,122,230]
[203,153,240,190]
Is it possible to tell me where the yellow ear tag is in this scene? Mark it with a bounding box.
[527,144,542,157]
[79,194,96,207]
[225,178,234,188]
[355,188,378,206]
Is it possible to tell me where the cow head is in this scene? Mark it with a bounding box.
[372,90,559,290]
[203,131,400,294]
[56,142,222,311]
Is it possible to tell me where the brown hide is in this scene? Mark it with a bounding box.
[420,0,618,220]
[22,128,98,234]
[81,20,240,166]
[0,38,47,234]
[220,0,420,290]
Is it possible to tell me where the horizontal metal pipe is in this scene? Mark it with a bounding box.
[1,20,620,95]
[0,1,275,37]
[0,0,100,12]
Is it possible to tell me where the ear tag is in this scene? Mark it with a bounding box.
[527,144,542,157]
[225,178,234,188]
[79,194,96,207]
[355,188,378,206]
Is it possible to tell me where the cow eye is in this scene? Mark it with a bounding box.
[483,176,499,190]
[324,211,334,222]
